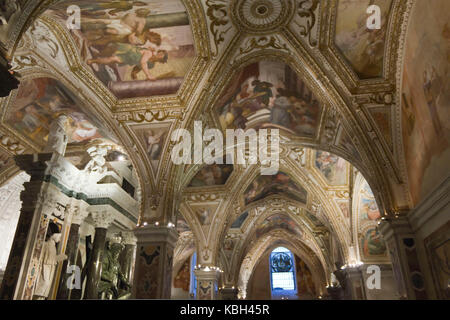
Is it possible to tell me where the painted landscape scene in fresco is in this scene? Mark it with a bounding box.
[8,78,110,148]
[47,0,195,99]
[335,0,392,78]
[244,172,307,205]
[216,61,322,138]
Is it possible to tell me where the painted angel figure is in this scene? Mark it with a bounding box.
[146,129,165,160]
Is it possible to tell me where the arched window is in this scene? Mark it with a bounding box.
[190,252,197,298]
[270,247,297,299]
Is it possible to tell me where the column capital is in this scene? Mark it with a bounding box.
[89,209,115,229]
[134,225,178,248]
[38,189,61,217]
[194,269,222,281]
[69,201,89,225]
[121,231,137,246]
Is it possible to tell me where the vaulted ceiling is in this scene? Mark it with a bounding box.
[0,0,448,291]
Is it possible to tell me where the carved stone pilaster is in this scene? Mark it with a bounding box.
[379,216,427,299]
[194,269,221,300]
[0,154,55,300]
[132,226,178,299]
[341,266,366,300]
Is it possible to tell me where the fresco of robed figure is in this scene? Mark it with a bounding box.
[361,227,387,258]
[335,0,392,78]
[8,77,111,148]
[47,0,195,99]
[401,0,450,205]
[216,61,322,138]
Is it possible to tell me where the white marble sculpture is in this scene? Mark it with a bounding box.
[34,231,67,299]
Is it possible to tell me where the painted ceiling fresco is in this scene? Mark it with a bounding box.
[335,0,392,78]
[244,172,307,206]
[255,214,301,239]
[8,77,112,148]
[401,0,450,205]
[358,181,381,222]
[134,123,171,174]
[360,227,387,259]
[216,60,322,138]
[47,0,195,99]
[314,151,349,186]
[188,164,233,187]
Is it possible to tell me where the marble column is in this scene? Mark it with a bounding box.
[132,225,178,299]
[119,232,137,285]
[56,201,89,300]
[379,216,427,299]
[195,269,221,300]
[0,154,55,300]
[84,210,114,300]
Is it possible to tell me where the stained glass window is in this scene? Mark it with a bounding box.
[270,247,297,297]
[190,252,197,298]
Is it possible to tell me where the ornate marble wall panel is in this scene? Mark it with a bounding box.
[0,171,29,271]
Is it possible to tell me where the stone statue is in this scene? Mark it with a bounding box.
[98,242,131,299]
[43,115,68,155]
[84,144,112,175]
[34,222,67,299]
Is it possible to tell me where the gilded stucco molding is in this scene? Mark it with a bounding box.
[392,0,416,209]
